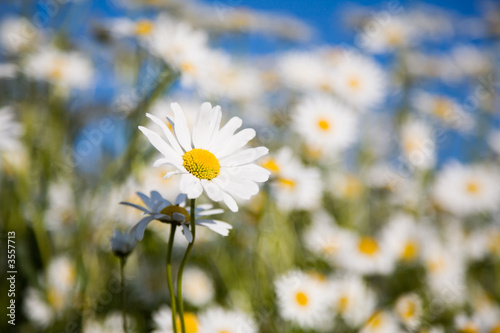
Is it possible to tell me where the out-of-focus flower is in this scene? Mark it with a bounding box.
[452,45,491,77]
[332,52,387,110]
[139,102,270,212]
[198,307,257,333]
[0,106,23,153]
[359,311,399,333]
[152,306,199,333]
[83,312,135,333]
[44,181,75,230]
[329,172,364,200]
[277,51,332,92]
[110,229,136,258]
[302,210,355,264]
[274,270,332,330]
[0,16,38,54]
[0,63,17,78]
[292,94,358,158]
[121,191,231,242]
[262,147,323,211]
[358,16,416,54]
[394,293,423,330]
[432,163,500,216]
[382,214,422,263]
[488,130,500,155]
[182,266,215,307]
[24,47,94,90]
[454,314,481,333]
[400,118,436,170]
[330,274,377,327]
[107,17,156,39]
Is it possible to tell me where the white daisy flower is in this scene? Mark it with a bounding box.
[292,94,358,157]
[400,118,436,170]
[381,213,422,263]
[83,312,136,333]
[47,256,77,295]
[454,314,481,333]
[360,311,400,333]
[332,52,387,110]
[394,293,423,330]
[274,270,332,330]
[107,17,155,39]
[329,172,364,200]
[24,47,94,90]
[0,106,23,153]
[198,307,257,333]
[138,102,270,212]
[432,162,500,216]
[23,288,54,328]
[358,16,417,53]
[302,210,355,265]
[44,181,75,230]
[337,232,396,275]
[152,306,199,333]
[121,191,231,242]
[182,266,215,307]
[277,51,333,92]
[0,16,38,54]
[330,274,377,328]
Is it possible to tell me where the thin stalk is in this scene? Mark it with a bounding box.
[120,257,128,333]
[166,224,178,333]
[177,199,196,333]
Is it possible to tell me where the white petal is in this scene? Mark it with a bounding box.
[208,116,242,152]
[224,178,259,199]
[170,103,192,152]
[227,164,270,182]
[182,224,193,243]
[180,174,198,196]
[197,219,232,236]
[192,102,212,148]
[204,105,222,149]
[222,192,238,212]
[130,216,155,241]
[214,128,256,159]
[138,126,182,168]
[220,147,269,167]
[146,113,184,155]
[197,208,224,216]
[153,158,170,167]
[201,179,224,201]
[163,170,183,179]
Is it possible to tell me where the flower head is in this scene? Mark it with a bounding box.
[138,102,270,212]
[110,230,136,258]
[120,191,231,242]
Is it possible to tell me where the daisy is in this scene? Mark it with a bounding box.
[152,306,199,333]
[198,307,257,333]
[44,181,75,230]
[121,191,232,242]
[292,94,358,158]
[107,17,156,39]
[454,314,481,333]
[0,16,38,54]
[332,52,387,110]
[24,47,94,90]
[381,213,422,263]
[302,210,355,265]
[277,51,333,92]
[138,102,270,212]
[182,266,215,307]
[110,229,137,258]
[329,172,364,200]
[330,274,377,328]
[400,118,436,170]
[83,312,135,333]
[358,16,417,54]
[274,270,332,330]
[360,311,400,333]
[394,293,423,330]
[0,106,23,153]
[432,162,500,216]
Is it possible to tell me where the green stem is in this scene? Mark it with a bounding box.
[177,199,196,333]
[166,224,178,333]
[120,257,128,333]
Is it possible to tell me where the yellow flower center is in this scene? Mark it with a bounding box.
[433,99,451,119]
[466,181,480,195]
[348,77,360,90]
[317,118,331,131]
[338,295,349,313]
[176,312,199,333]
[490,324,500,333]
[278,178,296,188]
[358,237,379,256]
[295,291,309,306]
[135,20,153,35]
[400,300,416,320]
[401,240,419,261]
[182,149,220,180]
[161,205,190,223]
[343,175,363,199]
[47,288,65,310]
[367,311,384,329]
[461,323,479,333]
[262,158,280,173]
[181,62,196,74]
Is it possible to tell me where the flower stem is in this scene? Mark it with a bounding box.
[120,257,128,333]
[166,224,178,333]
[177,199,197,333]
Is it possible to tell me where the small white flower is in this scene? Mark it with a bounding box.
[198,307,257,333]
[139,102,270,212]
[152,306,199,333]
[121,191,231,242]
[360,311,400,333]
[182,266,215,307]
[400,118,436,170]
[394,293,423,330]
[0,106,23,153]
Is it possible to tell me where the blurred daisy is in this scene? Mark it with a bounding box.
[121,191,231,242]
[360,311,399,333]
[330,274,377,327]
[83,312,135,333]
[454,314,480,333]
[139,102,270,212]
[107,17,156,39]
[44,181,75,230]
[488,130,500,155]
[198,307,257,333]
[338,233,396,275]
[0,16,38,54]
[153,306,199,333]
[24,47,94,90]
[329,172,364,200]
[277,51,333,92]
[302,210,355,265]
[110,229,136,258]
[292,94,358,157]
[332,53,387,110]
[432,163,500,216]
[413,92,473,132]
[274,270,332,330]
[0,106,23,153]
[400,118,436,170]
[395,293,423,330]
[263,147,323,211]
[359,16,417,53]
[182,266,215,307]
[382,213,422,263]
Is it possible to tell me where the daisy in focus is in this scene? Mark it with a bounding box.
[139,102,270,212]
[121,191,232,242]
